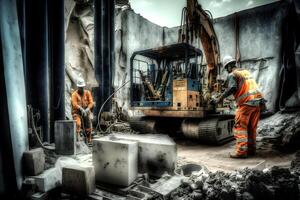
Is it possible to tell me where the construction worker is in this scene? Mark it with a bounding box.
[213,55,266,158]
[71,78,94,144]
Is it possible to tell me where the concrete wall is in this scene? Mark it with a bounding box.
[114,9,165,116]
[113,1,288,113]
[65,1,96,119]
[214,2,287,111]
[65,1,290,117]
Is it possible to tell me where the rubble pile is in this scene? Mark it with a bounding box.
[257,111,300,146]
[170,157,300,200]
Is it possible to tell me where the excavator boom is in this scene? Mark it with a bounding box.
[179,0,220,90]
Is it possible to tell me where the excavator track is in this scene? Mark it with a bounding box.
[130,116,234,145]
[182,117,234,145]
[129,117,158,133]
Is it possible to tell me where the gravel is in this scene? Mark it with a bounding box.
[169,155,300,200]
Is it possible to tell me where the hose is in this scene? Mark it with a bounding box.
[96,80,130,133]
[30,107,54,151]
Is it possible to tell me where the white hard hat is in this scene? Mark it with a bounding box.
[76,78,86,87]
[222,55,236,68]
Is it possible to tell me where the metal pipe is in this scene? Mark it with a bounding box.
[94,0,114,114]
[94,0,103,116]
[102,0,112,112]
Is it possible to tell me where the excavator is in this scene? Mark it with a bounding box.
[129,0,234,144]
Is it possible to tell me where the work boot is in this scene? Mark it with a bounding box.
[229,152,247,158]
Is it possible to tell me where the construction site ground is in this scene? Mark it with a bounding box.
[176,138,295,172]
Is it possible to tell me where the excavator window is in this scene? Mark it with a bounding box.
[130,43,203,108]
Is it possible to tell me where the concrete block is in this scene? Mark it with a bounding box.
[113,134,177,177]
[151,175,183,197]
[23,148,45,176]
[34,167,61,192]
[92,136,138,187]
[31,192,49,200]
[62,164,95,196]
[55,120,76,155]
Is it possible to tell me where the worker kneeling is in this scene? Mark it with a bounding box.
[71,78,94,144]
[213,55,266,158]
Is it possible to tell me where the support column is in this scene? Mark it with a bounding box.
[0,0,28,194]
[48,0,65,142]
[25,0,49,142]
[109,0,115,103]
[94,0,115,113]
[94,0,103,114]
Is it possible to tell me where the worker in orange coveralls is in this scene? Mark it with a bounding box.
[213,55,266,158]
[72,78,94,144]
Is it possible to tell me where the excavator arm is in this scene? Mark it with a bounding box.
[179,0,220,91]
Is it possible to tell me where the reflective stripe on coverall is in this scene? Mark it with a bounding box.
[232,69,263,156]
[71,90,94,142]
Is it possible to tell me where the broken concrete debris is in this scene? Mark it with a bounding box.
[62,164,95,196]
[93,136,138,186]
[258,110,300,147]
[170,165,300,200]
[54,120,76,155]
[22,133,300,199]
[23,148,45,176]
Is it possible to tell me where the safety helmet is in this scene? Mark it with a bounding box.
[222,55,236,69]
[76,78,86,87]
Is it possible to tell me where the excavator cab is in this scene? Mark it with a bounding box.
[130,43,204,111]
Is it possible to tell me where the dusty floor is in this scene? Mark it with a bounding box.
[176,139,295,172]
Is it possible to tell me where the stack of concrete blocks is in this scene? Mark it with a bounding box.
[55,120,76,155]
[113,134,177,177]
[34,167,61,192]
[24,148,62,193]
[62,164,95,196]
[92,133,177,187]
[23,148,45,176]
[92,136,138,187]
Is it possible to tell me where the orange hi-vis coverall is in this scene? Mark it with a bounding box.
[231,69,263,156]
[71,90,94,141]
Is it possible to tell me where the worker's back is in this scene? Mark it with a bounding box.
[232,69,263,106]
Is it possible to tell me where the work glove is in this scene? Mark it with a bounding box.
[78,106,87,117]
[85,107,90,115]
